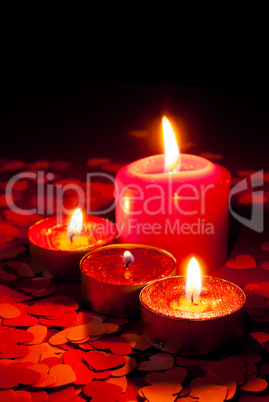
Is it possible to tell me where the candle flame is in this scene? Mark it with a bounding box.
[162,116,180,172]
[67,208,83,240]
[122,250,134,268]
[186,257,202,303]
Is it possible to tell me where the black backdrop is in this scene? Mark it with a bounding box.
[0,81,268,171]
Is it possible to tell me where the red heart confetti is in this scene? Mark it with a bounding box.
[63,349,85,369]
[106,376,127,393]
[3,308,39,326]
[0,366,41,389]
[110,356,137,377]
[0,303,21,318]
[0,328,34,343]
[40,356,62,369]
[189,376,228,401]
[238,193,267,205]
[84,351,126,371]
[6,261,35,277]
[226,254,256,269]
[0,246,26,260]
[250,332,269,344]
[3,160,26,171]
[83,381,122,402]
[39,311,76,327]
[87,157,111,167]
[73,363,94,385]
[51,160,71,171]
[26,325,48,345]
[31,284,58,298]
[240,375,268,392]
[0,223,19,236]
[16,278,52,293]
[30,364,57,388]
[140,382,182,402]
[28,160,50,170]
[261,241,269,251]
[70,311,104,326]
[145,366,188,384]
[16,344,49,364]
[137,353,174,371]
[251,282,269,298]
[261,261,269,270]
[49,364,76,387]
[29,390,48,402]
[91,336,132,355]
[206,357,245,383]
[121,332,151,351]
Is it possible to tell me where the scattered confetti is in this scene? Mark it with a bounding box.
[0,303,21,319]
[137,353,174,371]
[83,381,122,402]
[261,241,269,251]
[87,157,111,167]
[91,336,132,355]
[0,246,26,260]
[226,254,256,269]
[84,350,126,371]
[261,261,269,270]
[0,157,268,400]
[240,375,268,392]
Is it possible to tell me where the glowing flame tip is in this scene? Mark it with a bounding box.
[186,257,202,303]
[162,116,180,173]
[67,208,83,240]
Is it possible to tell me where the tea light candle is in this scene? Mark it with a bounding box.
[80,244,176,317]
[140,258,245,355]
[28,209,116,281]
[115,117,231,274]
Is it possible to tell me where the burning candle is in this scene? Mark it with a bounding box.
[115,117,231,274]
[80,244,176,317]
[28,209,116,281]
[140,257,245,355]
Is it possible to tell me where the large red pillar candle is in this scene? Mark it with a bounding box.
[140,258,245,355]
[29,210,116,281]
[115,117,230,274]
[80,244,176,317]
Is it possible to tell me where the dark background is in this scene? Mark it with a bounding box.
[0,81,268,173]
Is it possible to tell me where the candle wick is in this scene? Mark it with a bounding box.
[70,233,75,243]
[124,259,132,269]
[191,293,194,304]
[169,158,180,173]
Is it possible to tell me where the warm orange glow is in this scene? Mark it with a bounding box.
[162,116,180,172]
[186,257,202,303]
[67,208,83,240]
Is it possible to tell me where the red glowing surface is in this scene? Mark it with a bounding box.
[140,276,245,320]
[28,216,116,252]
[81,247,175,285]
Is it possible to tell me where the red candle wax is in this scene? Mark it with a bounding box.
[28,215,116,281]
[115,153,230,274]
[80,244,176,317]
[140,276,245,355]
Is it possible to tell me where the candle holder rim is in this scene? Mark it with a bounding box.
[139,275,246,322]
[80,243,176,287]
[28,215,117,253]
